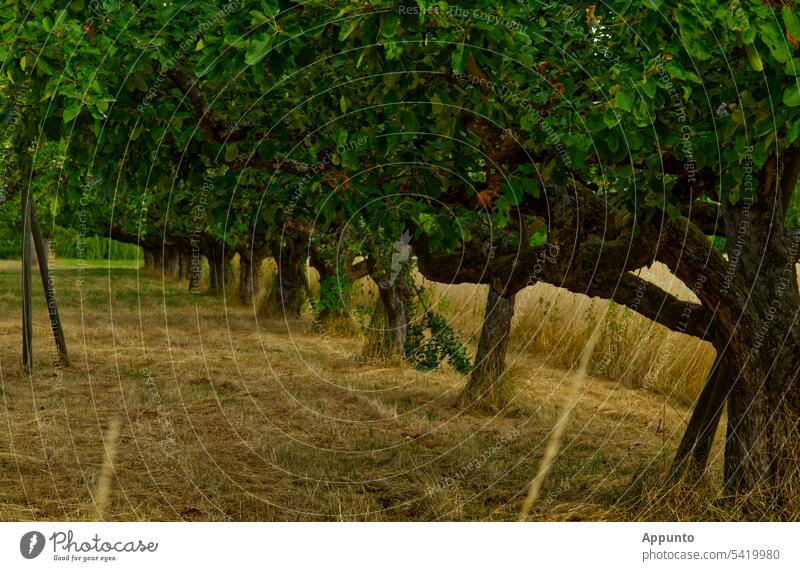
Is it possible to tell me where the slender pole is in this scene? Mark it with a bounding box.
[21,188,33,373]
[29,200,69,365]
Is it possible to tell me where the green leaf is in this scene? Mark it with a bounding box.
[603,107,621,129]
[784,9,800,42]
[744,42,764,72]
[63,102,81,123]
[224,144,238,162]
[783,84,800,107]
[759,21,791,63]
[244,36,271,66]
[451,44,466,74]
[400,110,419,132]
[340,95,347,113]
[338,21,358,42]
[615,88,634,112]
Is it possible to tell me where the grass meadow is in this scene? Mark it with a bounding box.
[4,256,789,521]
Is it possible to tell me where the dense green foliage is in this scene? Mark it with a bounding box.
[1,0,798,253]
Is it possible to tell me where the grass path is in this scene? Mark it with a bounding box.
[0,266,729,521]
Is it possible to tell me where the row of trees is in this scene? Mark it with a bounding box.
[3,0,800,506]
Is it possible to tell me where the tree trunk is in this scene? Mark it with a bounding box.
[145,247,164,272]
[238,247,266,305]
[29,202,69,366]
[205,242,232,295]
[714,165,800,498]
[459,288,515,411]
[162,245,180,279]
[361,265,413,362]
[143,248,156,270]
[723,339,800,497]
[262,233,307,318]
[177,250,192,281]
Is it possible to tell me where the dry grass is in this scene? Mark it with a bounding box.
[0,260,796,521]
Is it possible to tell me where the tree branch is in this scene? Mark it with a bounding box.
[166,68,250,145]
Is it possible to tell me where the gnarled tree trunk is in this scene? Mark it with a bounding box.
[177,250,192,281]
[719,211,800,495]
[459,287,516,411]
[262,231,308,318]
[668,158,800,498]
[238,245,267,305]
[361,263,413,362]
[162,245,180,279]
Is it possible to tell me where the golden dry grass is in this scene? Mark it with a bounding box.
[0,260,794,521]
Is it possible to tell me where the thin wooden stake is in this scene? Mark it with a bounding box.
[29,201,69,365]
[21,189,33,373]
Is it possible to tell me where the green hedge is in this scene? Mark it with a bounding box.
[0,227,142,261]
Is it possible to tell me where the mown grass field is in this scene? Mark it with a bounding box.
[0,259,764,521]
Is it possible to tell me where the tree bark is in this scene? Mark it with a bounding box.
[238,246,267,305]
[29,202,69,366]
[143,248,157,270]
[263,232,308,318]
[714,160,800,498]
[459,288,516,411]
[205,241,232,295]
[361,264,413,362]
[178,250,193,281]
[162,245,180,279]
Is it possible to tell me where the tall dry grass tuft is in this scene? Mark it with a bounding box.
[427,263,716,406]
[518,326,601,520]
[93,417,121,520]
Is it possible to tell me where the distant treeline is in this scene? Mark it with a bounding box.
[0,226,142,260]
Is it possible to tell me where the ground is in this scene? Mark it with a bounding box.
[0,261,737,521]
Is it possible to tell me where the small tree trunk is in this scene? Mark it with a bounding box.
[361,265,413,362]
[262,234,307,318]
[145,247,164,272]
[459,288,515,411]
[29,202,69,365]
[162,245,180,279]
[143,248,156,269]
[177,250,192,281]
[238,247,266,305]
[205,242,232,295]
